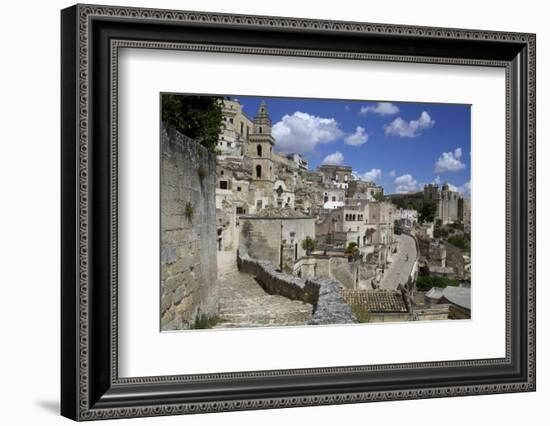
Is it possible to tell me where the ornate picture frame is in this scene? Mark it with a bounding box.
[61,4,536,421]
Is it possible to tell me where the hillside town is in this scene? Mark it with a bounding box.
[160,97,472,330]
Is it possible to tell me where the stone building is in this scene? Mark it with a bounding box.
[438,183,460,224]
[398,208,418,228]
[348,180,384,201]
[321,187,346,209]
[315,200,397,266]
[239,211,316,273]
[423,183,440,202]
[318,164,353,189]
[458,197,471,233]
[423,182,465,224]
[286,153,309,171]
[216,98,253,156]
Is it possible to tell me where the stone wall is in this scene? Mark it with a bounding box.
[237,247,357,325]
[293,255,357,289]
[240,216,316,268]
[160,125,218,330]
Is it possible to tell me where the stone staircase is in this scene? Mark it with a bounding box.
[214,271,313,329]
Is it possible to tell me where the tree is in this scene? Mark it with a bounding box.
[161,94,223,153]
[394,220,403,235]
[433,227,449,239]
[448,234,470,251]
[373,192,385,202]
[301,236,317,255]
[345,242,359,257]
[416,275,459,291]
[419,201,437,223]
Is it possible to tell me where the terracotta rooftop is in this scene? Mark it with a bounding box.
[340,289,409,313]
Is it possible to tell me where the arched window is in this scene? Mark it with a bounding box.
[259,126,263,134]
[256,165,262,178]
[257,144,262,157]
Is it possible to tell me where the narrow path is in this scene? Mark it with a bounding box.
[213,271,313,328]
[379,234,417,290]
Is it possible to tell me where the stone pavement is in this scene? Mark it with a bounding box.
[213,271,313,328]
[379,234,417,290]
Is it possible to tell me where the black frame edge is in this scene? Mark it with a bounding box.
[61,4,79,421]
[61,4,536,421]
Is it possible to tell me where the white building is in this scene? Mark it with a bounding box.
[398,209,418,227]
[286,153,309,171]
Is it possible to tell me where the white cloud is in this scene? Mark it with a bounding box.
[360,102,400,116]
[394,174,418,193]
[433,176,442,185]
[447,183,458,192]
[458,181,471,197]
[388,170,396,178]
[434,147,466,173]
[441,180,470,196]
[344,105,351,112]
[272,111,344,154]
[356,168,382,182]
[321,151,344,166]
[344,126,368,146]
[384,111,435,137]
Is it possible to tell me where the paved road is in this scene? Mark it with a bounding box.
[379,234,417,290]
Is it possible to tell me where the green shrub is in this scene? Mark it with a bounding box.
[448,234,470,251]
[190,314,220,329]
[162,94,223,153]
[197,165,207,180]
[416,275,459,291]
[301,236,317,254]
[184,202,194,220]
[433,227,449,239]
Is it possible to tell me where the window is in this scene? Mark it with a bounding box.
[256,165,262,178]
[257,144,262,157]
[259,126,263,134]
[256,200,262,210]
[332,196,336,202]
[237,186,242,192]
[220,170,224,176]
[240,122,244,135]
[246,126,250,138]
[236,207,245,215]
[219,181,228,190]
[229,118,234,124]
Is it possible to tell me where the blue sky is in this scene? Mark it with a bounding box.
[233,95,471,196]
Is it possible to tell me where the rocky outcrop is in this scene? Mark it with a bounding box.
[237,247,358,325]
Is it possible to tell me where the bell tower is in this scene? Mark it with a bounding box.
[247,101,275,182]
